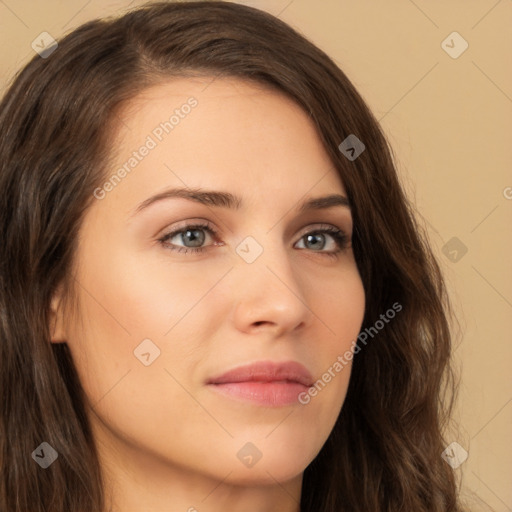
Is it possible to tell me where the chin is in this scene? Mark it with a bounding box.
[225,435,320,485]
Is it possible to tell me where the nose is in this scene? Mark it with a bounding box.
[231,241,313,337]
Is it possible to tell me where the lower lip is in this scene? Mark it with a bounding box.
[208,381,309,406]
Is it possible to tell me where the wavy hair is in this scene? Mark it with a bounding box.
[0,1,462,510]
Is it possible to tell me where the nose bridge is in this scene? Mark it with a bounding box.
[231,229,311,331]
[236,230,298,291]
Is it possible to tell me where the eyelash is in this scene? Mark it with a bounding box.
[157,221,350,259]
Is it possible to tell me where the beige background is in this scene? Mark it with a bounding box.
[1,0,511,510]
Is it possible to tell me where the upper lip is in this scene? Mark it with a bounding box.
[206,360,314,387]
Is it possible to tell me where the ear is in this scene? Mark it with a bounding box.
[49,284,67,343]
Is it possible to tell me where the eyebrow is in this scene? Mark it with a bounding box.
[130,187,350,217]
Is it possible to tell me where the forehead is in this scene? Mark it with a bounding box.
[113,76,330,157]
[100,77,345,214]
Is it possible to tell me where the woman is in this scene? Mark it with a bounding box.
[0,2,462,511]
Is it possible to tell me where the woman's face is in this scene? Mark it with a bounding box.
[52,77,365,488]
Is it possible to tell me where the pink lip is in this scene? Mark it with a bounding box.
[206,361,313,407]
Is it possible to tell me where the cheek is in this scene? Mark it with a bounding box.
[315,261,366,353]
[65,247,230,405]
[299,265,365,417]
[65,254,225,462]
[324,274,365,332]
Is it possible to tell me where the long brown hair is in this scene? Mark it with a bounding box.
[0,2,462,510]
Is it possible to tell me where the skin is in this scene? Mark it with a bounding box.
[50,77,365,512]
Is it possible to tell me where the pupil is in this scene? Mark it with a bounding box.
[183,229,205,247]
[306,233,325,250]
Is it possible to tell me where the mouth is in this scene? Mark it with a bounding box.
[206,360,314,407]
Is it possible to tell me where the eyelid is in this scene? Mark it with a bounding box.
[158,218,351,241]
[158,219,218,238]
[296,222,347,237]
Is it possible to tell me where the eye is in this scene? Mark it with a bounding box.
[158,222,220,254]
[157,222,350,257]
[294,225,350,257]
